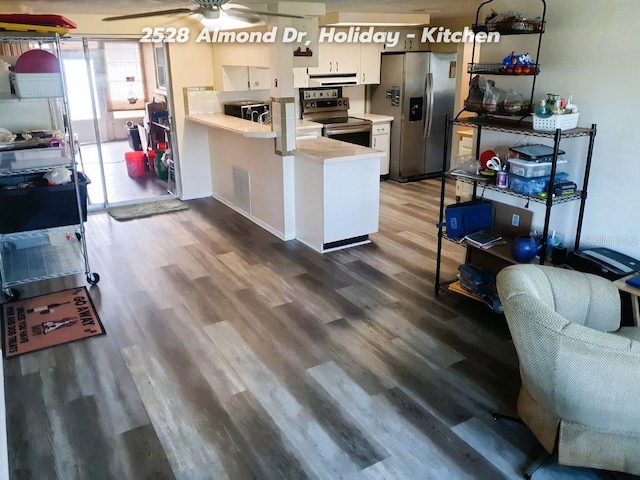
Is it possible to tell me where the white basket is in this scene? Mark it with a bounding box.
[533,112,580,131]
[13,73,63,98]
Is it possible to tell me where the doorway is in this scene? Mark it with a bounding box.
[58,38,178,209]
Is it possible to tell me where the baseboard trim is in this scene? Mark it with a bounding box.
[211,194,294,241]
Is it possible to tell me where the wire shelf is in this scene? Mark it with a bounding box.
[468,63,539,75]
[1,232,85,287]
[451,116,595,138]
[445,173,583,205]
[0,31,63,43]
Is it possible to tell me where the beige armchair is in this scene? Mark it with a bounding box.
[496,264,640,476]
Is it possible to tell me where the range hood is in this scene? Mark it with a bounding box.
[308,73,359,87]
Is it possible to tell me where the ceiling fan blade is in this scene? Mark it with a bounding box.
[229,7,306,19]
[223,8,264,24]
[102,8,195,22]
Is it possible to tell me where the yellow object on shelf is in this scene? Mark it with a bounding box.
[448,280,484,302]
[0,22,70,35]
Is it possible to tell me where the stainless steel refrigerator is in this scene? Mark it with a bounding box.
[371,52,457,182]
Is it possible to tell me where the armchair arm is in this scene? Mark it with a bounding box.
[555,323,640,435]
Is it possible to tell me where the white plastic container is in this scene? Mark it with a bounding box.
[0,60,11,94]
[13,73,63,98]
[508,157,568,178]
[533,112,580,131]
[1,145,69,172]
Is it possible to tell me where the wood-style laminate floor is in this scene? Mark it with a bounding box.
[3,180,634,479]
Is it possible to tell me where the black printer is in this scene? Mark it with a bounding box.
[566,247,640,281]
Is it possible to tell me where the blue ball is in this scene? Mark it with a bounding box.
[512,236,540,263]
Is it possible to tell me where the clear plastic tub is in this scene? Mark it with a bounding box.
[508,172,569,196]
[508,157,568,178]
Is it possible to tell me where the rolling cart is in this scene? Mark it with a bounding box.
[0,31,99,301]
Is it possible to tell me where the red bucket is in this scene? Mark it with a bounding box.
[125,151,145,178]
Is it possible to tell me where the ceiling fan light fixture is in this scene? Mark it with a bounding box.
[197,11,263,30]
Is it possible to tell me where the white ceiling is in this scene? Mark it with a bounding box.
[0,0,482,20]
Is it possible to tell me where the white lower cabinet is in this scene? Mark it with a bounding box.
[371,122,391,176]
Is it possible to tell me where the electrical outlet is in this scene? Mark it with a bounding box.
[512,214,520,227]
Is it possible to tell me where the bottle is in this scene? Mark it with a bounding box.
[27,301,71,315]
[535,99,548,116]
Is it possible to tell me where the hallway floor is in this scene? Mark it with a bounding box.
[78,140,170,206]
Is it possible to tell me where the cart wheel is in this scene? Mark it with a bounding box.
[87,273,100,285]
[3,288,19,302]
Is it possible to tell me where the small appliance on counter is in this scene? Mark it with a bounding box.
[224,100,270,123]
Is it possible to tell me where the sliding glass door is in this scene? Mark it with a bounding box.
[58,38,177,209]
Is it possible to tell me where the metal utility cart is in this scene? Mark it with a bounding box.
[434,115,597,300]
[0,31,99,301]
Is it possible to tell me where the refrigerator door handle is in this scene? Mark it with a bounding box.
[424,72,434,139]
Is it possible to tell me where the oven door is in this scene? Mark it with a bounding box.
[324,125,372,147]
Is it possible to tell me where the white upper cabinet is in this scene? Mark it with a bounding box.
[248,67,270,90]
[308,29,360,75]
[360,42,381,85]
[381,28,430,52]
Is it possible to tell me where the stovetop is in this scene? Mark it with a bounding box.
[311,117,371,128]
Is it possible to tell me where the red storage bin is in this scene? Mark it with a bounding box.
[125,151,145,178]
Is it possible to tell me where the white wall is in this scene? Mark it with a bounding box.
[476,0,640,258]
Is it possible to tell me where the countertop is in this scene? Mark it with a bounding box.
[186,114,324,138]
[186,113,383,163]
[295,119,323,131]
[351,113,394,124]
[295,135,385,164]
[186,114,277,138]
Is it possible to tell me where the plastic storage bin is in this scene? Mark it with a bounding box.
[125,125,143,151]
[533,112,580,131]
[0,145,69,172]
[12,73,63,98]
[0,171,90,233]
[508,157,568,178]
[125,151,146,178]
[155,151,169,181]
[459,264,496,296]
[508,172,569,196]
[445,200,493,240]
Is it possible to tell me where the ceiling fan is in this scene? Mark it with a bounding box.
[102,0,305,24]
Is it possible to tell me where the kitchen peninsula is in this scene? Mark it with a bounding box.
[185,113,385,253]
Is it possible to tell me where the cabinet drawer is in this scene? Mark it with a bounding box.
[372,123,390,135]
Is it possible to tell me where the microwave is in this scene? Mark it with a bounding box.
[224,101,270,122]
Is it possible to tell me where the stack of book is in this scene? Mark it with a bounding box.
[463,230,505,249]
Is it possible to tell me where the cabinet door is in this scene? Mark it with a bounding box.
[293,67,309,88]
[360,42,381,85]
[221,65,249,92]
[382,29,427,52]
[248,66,270,90]
[372,133,390,175]
[307,43,334,75]
[333,42,360,74]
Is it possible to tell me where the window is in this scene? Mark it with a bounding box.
[63,59,101,121]
[104,41,145,110]
[154,44,167,90]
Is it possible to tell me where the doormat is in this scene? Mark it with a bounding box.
[108,199,188,221]
[1,286,105,358]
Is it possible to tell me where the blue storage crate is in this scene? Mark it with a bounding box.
[445,200,493,240]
